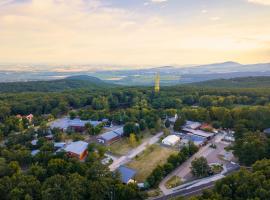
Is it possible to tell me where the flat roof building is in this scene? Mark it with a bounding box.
[183,128,214,139]
[162,135,180,146]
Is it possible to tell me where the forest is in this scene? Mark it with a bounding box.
[1,76,270,199]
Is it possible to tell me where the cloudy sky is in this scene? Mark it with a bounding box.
[0,0,269,68]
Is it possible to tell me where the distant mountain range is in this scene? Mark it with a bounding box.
[0,61,269,85]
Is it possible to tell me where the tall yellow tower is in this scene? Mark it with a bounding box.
[154,72,160,93]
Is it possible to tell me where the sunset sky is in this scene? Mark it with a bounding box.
[0,0,269,68]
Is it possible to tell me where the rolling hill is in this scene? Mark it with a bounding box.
[190,76,270,88]
[0,75,113,93]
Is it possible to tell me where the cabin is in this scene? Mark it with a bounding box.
[63,141,88,160]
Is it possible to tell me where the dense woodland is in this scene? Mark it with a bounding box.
[1,76,270,199]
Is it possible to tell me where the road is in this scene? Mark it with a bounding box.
[109,132,163,171]
[152,163,240,200]
[153,182,215,200]
[159,134,225,195]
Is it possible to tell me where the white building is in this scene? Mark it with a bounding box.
[162,135,180,146]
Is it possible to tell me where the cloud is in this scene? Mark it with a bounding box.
[248,0,270,5]
[210,16,220,21]
[151,0,168,3]
[0,0,269,66]
[201,9,208,14]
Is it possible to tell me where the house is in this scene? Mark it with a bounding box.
[26,114,34,122]
[117,166,137,184]
[31,149,40,156]
[200,123,213,131]
[263,128,270,136]
[50,117,102,132]
[184,121,202,130]
[162,135,180,146]
[63,141,88,160]
[97,127,124,145]
[31,139,38,146]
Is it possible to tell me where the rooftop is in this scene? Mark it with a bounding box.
[64,141,88,155]
[50,117,102,130]
[117,166,137,184]
[183,128,214,138]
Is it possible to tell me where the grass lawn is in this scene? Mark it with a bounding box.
[126,144,177,182]
[108,130,154,156]
[165,176,182,189]
[108,138,133,156]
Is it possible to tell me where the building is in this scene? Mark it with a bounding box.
[50,117,102,132]
[182,128,214,140]
[97,127,124,145]
[162,135,180,146]
[26,114,34,122]
[31,149,40,156]
[63,141,88,160]
[183,134,207,147]
[263,128,270,136]
[184,121,202,130]
[117,166,137,184]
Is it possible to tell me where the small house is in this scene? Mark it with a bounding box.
[117,166,137,184]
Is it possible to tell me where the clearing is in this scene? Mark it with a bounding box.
[126,144,177,182]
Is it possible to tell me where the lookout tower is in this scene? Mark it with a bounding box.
[154,73,160,93]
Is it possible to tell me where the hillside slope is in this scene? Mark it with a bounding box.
[190,76,270,88]
[0,76,113,92]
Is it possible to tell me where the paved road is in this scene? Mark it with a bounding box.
[153,182,215,200]
[159,134,225,195]
[109,132,163,171]
[152,162,240,200]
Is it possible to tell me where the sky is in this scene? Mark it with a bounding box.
[0,0,270,69]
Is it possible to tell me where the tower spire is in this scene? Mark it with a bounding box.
[154,72,160,93]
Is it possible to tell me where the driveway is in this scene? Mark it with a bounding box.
[159,134,229,195]
[109,132,163,171]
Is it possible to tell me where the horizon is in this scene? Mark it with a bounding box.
[0,0,270,70]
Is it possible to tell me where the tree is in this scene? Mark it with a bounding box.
[191,157,210,178]
[69,111,76,120]
[173,116,186,132]
[233,132,269,166]
[165,119,170,128]
[123,122,139,137]
[42,175,70,200]
[85,122,95,135]
[129,133,137,147]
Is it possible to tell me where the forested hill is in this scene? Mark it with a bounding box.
[190,76,270,88]
[0,75,113,92]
